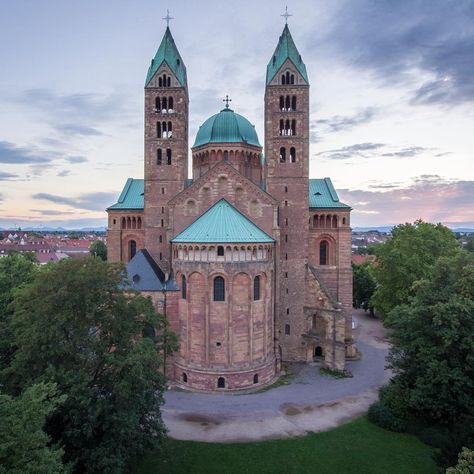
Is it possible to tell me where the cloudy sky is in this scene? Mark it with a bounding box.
[0,0,473,229]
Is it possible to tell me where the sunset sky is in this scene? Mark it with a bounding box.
[0,0,473,229]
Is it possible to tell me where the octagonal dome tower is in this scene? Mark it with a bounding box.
[192,105,263,186]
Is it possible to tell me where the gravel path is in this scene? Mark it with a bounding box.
[162,310,390,442]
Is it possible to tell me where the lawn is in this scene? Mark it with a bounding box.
[133,417,437,474]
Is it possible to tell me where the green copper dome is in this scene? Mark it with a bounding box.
[193,108,261,148]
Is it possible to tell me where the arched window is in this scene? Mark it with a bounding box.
[285,323,290,335]
[157,149,162,165]
[181,275,187,299]
[254,275,260,301]
[142,323,156,339]
[155,97,161,111]
[332,215,338,228]
[217,246,224,257]
[253,374,259,384]
[168,96,174,110]
[285,119,291,135]
[285,95,290,110]
[314,346,323,357]
[343,217,346,225]
[319,240,328,265]
[213,276,225,301]
[291,119,296,135]
[129,240,137,261]
[167,76,171,87]
[285,71,290,84]
[166,148,172,165]
[292,95,297,111]
[137,217,142,229]
[290,74,295,84]
[162,97,167,110]
[290,147,296,163]
[127,216,131,229]
[162,74,167,87]
[279,147,286,163]
[158,77,163,87]
[168,121,172,137]
[182,373,188,383]
[217,377,225,388]
[280,96,284,110]
[121,217,126,229]
[281,74,286,85]
[223,150,228,161]
[156,122,161,138]
[279,119,284,135]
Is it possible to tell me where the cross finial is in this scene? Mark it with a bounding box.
[162,9,174,27]
[281,6,292,24]
[223,95,232,109]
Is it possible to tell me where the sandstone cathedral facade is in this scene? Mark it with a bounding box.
[107,22,355,391]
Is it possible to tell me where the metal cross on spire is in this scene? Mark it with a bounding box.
[223,95,232,109]
[281,6,292,24]
[162,9,174,27]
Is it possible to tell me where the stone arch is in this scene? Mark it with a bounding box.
[250,199,260,217]
[218,175,228,195]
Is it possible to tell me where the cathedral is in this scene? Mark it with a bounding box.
[107,20,355,391]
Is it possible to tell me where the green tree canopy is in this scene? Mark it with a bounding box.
[352,262,377,311]
[0,382,66,474]
[0,252,37,373]
[371,220,460,316]
[446,447,474,473]
[5,258,176,473]
[385,253,474,425]
[89,240,107,260]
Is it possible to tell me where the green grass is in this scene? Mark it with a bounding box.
[133,417,437,474]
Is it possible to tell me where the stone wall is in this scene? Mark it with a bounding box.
[171,251,276,391]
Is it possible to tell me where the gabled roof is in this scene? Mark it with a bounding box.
[107,179,144,211]
[172,198,274,244]
[266,24,308,85]
[309,178,351,209]
[145,27,187,88]
[125,249,178,292]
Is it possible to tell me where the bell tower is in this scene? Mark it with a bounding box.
[265,22,310,360]
[144,22,189,268]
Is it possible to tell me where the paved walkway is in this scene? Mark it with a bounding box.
[162,310,390,442]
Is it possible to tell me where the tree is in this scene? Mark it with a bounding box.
[89,240,107,261]
[0,252,37,374]
[465,235,474,253]
[371,220,460,316]
[0,382,66,474]
[384,253,474,425]
[446,448,474,473]
[352,262,377,312]
[5,258,176,473]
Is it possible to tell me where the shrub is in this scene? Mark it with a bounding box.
[368,401,407,432]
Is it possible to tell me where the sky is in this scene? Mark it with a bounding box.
[0,0,473,229]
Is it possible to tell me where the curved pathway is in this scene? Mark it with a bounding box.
[162,310,390,442]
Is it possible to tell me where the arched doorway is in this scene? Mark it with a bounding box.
[314,346,323,358]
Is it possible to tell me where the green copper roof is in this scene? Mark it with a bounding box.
[172,199,274,243]
[145,27,187,88]
[108,178,144,210]
[309,178,351,209]
[266,24,308,85]
[193,108,261,148]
